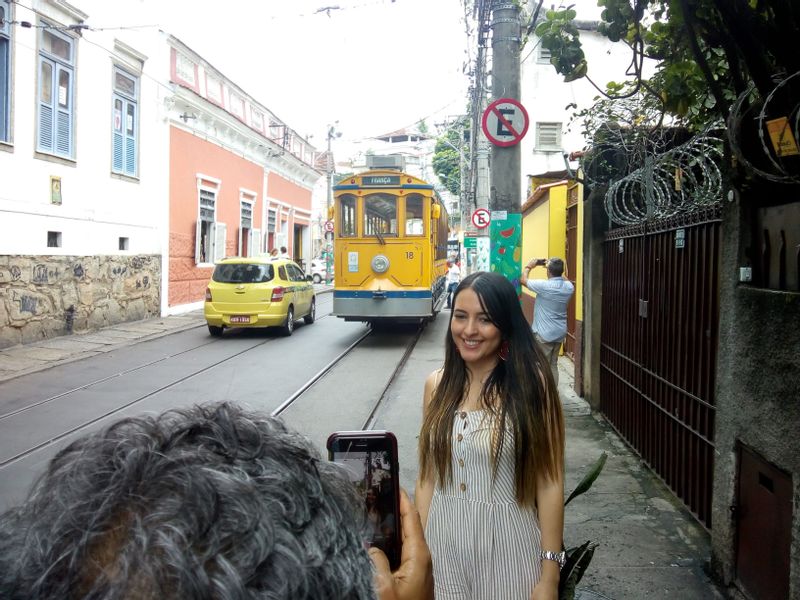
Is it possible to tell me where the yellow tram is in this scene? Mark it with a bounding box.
[331,169,449,323]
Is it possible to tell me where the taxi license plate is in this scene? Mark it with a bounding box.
[230,315,250,324]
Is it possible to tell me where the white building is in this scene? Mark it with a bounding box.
[0,0,171,348]
[0,0,320,347]
[521,16,648,188]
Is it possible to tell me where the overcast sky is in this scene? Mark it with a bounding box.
[138,0,472,149]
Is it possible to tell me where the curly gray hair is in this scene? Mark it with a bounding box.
[0,403,375,599]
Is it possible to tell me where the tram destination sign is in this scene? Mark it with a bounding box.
[362,175,401,186]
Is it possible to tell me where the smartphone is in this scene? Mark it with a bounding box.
[327,430,401,569]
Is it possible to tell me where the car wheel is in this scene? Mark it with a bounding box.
[281,306,294,336]
[312,273,322,284]
[304,298,316,324]
[208,324,223,337]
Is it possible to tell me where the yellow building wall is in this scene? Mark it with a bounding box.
[521,202,550,283]
[521,181,584,324]
[547,185,568,265]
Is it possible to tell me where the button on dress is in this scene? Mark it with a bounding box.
[425,410,543,600]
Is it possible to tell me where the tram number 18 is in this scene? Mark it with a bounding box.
[405,251,414,260]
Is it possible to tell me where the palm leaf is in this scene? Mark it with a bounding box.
[564,452,607,507]
[558,541,597,599]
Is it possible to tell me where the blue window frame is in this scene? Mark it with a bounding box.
[0,0,11,142]
[37,26,74,158]
[111,67,138,176]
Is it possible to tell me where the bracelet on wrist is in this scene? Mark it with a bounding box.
[540,550,566,569]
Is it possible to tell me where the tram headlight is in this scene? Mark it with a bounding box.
[371,254,390,274]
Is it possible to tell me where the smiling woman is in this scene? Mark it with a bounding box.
[416,271,566,600]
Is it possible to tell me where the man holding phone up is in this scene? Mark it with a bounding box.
[520,256,575,387]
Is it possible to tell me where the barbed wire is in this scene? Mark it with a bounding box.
[727,71,800,185]
[597,129,724,226]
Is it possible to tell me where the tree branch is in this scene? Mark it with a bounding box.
[678,0,729,115]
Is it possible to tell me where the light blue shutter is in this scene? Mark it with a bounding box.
[55,64,72,157]
[112,96,123,171]
[124,100,136,176]
[38,58,55,152]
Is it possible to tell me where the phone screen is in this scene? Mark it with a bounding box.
[327,432,401,569]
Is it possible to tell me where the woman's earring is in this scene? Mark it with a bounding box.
[498,340,510,361]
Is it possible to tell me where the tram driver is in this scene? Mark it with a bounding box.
[0,402,433,600]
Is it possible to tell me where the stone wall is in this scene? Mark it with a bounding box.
[0,254,161,349]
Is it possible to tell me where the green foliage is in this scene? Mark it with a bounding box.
[535,0,800,130]
[565,452,607,507]
[534,7,586,82]
[559,452,607,600]
[432,120,470,198]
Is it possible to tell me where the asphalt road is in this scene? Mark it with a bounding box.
[0,296,431,510]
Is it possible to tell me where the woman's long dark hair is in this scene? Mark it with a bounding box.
[418,271,564,507]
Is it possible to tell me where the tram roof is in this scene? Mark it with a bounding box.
[332,170,435,191]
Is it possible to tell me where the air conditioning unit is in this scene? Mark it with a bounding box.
[366,154,406,171]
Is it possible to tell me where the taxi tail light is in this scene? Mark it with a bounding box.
[271,286,285,302]
[205,288,212,301]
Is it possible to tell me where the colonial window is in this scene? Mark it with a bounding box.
[175,52,196,86]
[0,0,10,143]
[37,26,75,158]
[239,192,260,257]
[535,122,562,151]
[206,75,223,104]
[111,67,138,176]
[267,208,277,233]
[250,108,264,132]
[195,182,226,264]
[229,91,244,120]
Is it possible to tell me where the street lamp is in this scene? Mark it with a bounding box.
[325,123,342,285]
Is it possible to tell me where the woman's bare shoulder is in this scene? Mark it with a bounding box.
[422,368,444,408]
[425,368,444,386]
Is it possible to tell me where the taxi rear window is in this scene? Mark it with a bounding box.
[212,263,274,284]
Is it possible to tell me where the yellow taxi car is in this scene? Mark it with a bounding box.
[204,257,316,337]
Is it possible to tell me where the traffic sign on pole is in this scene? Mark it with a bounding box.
[481,98,529,147]
[324,220,334,233]
[472,208,491,229]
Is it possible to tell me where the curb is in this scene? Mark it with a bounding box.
[0,317,205,385]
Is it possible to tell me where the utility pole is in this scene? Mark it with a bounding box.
[325,123,341,285]
[489,1,522,213]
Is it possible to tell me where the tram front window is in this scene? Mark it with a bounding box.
[405,194,424,236]
[339,194,357,237]
[364,193,398,238]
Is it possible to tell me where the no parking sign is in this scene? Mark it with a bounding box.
[481,98,529,147]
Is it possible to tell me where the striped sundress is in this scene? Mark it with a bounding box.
[425,409,542,600]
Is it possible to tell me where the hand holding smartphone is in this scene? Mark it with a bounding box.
[327,431,402,569]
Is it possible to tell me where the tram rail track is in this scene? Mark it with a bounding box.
[0,305,347,471]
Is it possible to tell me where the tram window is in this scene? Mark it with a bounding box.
[405,194,424,236]
[339,194,357,237]
[364,193,398,236]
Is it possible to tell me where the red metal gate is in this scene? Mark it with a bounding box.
[600,208,721,527]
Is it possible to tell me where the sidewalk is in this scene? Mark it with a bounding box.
[0,311,206,383]
[556,359,724,599]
